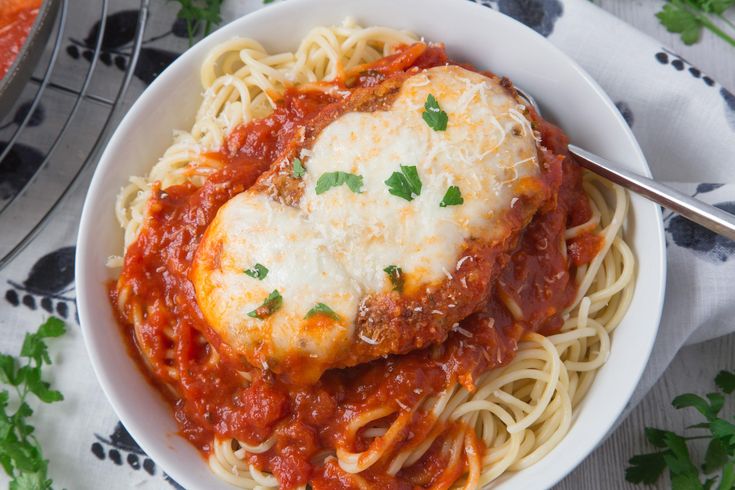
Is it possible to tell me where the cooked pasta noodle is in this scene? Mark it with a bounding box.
[112,19,634,489]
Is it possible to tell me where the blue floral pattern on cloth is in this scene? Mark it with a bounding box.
[721,88,735,132]
[4,247,76,321]
[664,184,735,263]
[654,48,735,132]
[469,0,563,37]
[92,422,184,488]
[614,101,634,127]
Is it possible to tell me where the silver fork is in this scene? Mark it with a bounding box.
[516,88,735,242]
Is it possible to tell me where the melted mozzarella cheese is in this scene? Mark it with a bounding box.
[301,65,539,292]
[192,192,360,367]
[193,65,540,372]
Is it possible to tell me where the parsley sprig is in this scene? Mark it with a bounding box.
[305,303,340,321]
[244,263,268,280]
[171,0,224,45]
[247,290,283,319]
[385,165,422,202]
[626,370,735,489]
[384,265,404,292]
[171,0,276,45]
[315,171,364,195]
[440,186,464,207]
[656,0,735,47]
[0,317,66,490]
[422,94,448,131]
[292,158,306,179]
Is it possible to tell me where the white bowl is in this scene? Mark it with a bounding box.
[76,0,666,488]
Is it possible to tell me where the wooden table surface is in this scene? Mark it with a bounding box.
[558,1,735,488]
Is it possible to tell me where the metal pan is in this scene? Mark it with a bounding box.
[0,0,61,120]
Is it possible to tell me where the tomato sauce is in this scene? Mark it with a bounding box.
[111,44,602,488]
[0,0,41,79]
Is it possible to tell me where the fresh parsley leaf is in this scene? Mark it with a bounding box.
[694,0,735,15]
[247,290,283,319]
[35,317,65,339]
[626,452,667,484]
[0,355,16,386]
[383,265,404,292]
[422,94,448,131]
[315,171,364,195]
[710,418,735,446]
[171,0,225,45]
[244,263,269,280]
[20,369,63,404]
[645,427,671,448]
[399,165,421,195]
[703,437,729,473]
[657,2,703,45]
[715,370,735,394]
[292,158,306,178]
[0,451,13,480]
[662,431,698,476]
[655,0,735,48]
[9,467,51,490]
[670,472,704,489]
[304,303,340,321]
[4,440,37,472]
[19,336,48,367]
[673,393,719,419]
[720,461,735,490]
[707,393,726,417]
[628,370,735,489]
[0,318,65,489]
[263,0,275,3]
[385,165,422,201]
[440,186,464,207]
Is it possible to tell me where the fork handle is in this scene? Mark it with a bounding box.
[569,144,735,242]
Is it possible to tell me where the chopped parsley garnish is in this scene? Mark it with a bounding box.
[385,165,422,202]
[171,0,225,46]
[292,157,305,178]
[304,303,340,321]
[655,0,735,47]
[315,171,364,195]
[439,186,464,207]
[625,370,735,488]
[0,317,66,490]
[244,263,268,280]
[422,94,448,131]
[383,265,404,292]
[247,290,282,319]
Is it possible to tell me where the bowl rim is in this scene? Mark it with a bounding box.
[76,0,667,488]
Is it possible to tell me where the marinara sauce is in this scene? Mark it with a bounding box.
[111,43,602,489]
[0,0,41,79]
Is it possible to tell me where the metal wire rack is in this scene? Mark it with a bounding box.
[0,0,150,270]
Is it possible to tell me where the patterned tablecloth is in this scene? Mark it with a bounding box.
[0,0,733,488]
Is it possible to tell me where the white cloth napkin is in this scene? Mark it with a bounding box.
[548,0,735,408]
[0,0,732,488]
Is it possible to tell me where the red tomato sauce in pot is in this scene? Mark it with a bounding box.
[0,0,41,79]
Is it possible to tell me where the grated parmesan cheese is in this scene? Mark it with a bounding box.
[456,255,472,271]
[453,323,473,338]
[359,334,378,345]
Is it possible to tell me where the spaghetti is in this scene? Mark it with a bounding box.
[111,19,635,489]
